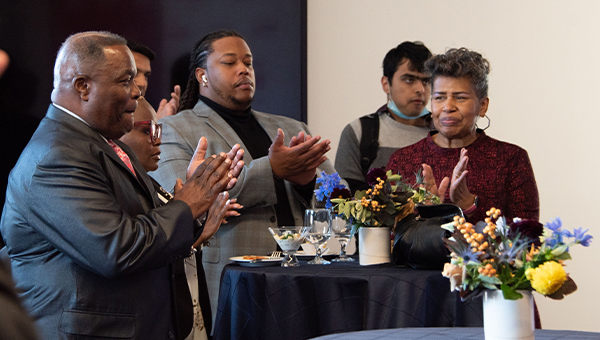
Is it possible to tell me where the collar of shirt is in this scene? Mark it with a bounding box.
[198,95,252,119]
[52,103,108,143]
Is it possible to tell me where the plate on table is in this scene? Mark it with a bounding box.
[297,238,357,260]
[296,248,335,260]
[229,256,283,267]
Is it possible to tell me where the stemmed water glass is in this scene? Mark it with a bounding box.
[330,214,354,262]
[304,208,332,265]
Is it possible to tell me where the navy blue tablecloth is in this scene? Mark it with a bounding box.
[310,327,600,340]
[213,259,482,340]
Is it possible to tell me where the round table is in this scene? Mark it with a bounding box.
[213,259,482,340]
[309,327,600,340]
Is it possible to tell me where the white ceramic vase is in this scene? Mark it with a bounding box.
[483,289,535,340]
[358,226,391,265]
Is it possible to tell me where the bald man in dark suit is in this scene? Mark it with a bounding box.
[0,31,240,339]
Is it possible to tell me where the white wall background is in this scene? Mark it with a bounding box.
[307,0,600,332]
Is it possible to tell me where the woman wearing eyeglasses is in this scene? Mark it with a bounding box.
[120,97,243,340]
[120,97,164,172]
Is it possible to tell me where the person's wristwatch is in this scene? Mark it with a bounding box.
[462,196,478,215]
[272,169,281,181]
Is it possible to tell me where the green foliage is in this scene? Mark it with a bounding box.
[330,170,439,230]
[501,284,523,300]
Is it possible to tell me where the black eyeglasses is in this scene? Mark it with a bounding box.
[133,120,162,144]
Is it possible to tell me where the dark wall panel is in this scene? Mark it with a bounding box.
[0,0,306,218]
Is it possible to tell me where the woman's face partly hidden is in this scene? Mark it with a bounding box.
[119,98,161,172]
[431,76,489,142]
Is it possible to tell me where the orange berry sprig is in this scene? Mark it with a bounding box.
[478,261,497,277]
[453,216,490,253]
[486,207,501,219]
[360,196,369,207]
[366,177,385,196]
[363,178,387,212]
[482,207,502,237]
[370,200,384,212]
[359,197,385,212]
[451,215,496,279]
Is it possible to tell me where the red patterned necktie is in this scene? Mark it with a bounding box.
[107,140,137,178]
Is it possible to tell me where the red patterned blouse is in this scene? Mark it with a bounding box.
[386,131,539,224]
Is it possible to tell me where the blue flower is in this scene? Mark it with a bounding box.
[545,217,562,232]
[545,234,562,248]
[314,171,346,208]
[454,245,482,264]
[324,200,333,209]
[497,236,528,264]
[459,249,482,264]
[544,217,570,247]
[569,227,593,247]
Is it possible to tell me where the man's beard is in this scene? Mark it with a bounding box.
[212,83,253,110]
[229,95,253,109]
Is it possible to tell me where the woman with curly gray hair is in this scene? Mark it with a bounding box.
[387,48,539,225]
[387,48,541,328]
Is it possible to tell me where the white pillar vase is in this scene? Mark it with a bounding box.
[483,289,535,340]
[358,226,391,265]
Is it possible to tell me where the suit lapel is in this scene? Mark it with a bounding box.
[191,101,292,162]
[252,111,279,141]
[193,101,257,163]
[254,111,296,147]
[47,105,157,207]
[112,140,157,205]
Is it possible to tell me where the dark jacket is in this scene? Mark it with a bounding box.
[1,105,195,339]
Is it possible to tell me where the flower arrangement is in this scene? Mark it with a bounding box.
[442,208,592,300]
[315,168,440,232]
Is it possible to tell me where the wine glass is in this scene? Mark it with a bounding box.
[330,214,354,262]
[304,208,332,265]
[269,226,310,267]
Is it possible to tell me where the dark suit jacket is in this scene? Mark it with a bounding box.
[0,105,196,339]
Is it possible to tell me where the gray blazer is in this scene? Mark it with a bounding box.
[150,100,336,323]
[1,105,196,339]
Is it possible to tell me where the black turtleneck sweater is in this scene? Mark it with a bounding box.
[199,96,314,226]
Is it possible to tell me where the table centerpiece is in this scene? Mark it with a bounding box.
[315,167,439,265]
[441,209,592,340]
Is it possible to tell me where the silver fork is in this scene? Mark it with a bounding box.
[269,251,282,258]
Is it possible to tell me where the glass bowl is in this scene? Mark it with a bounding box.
[268,226,310,267]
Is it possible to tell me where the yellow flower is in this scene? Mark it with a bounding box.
[527,261,567,295]
[525,268,534,280]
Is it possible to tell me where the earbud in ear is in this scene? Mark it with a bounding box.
[202,75,207,83]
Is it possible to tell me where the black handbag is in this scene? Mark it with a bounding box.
[392,204,463,270]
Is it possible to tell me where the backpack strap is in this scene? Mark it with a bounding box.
[359,112,380,178]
